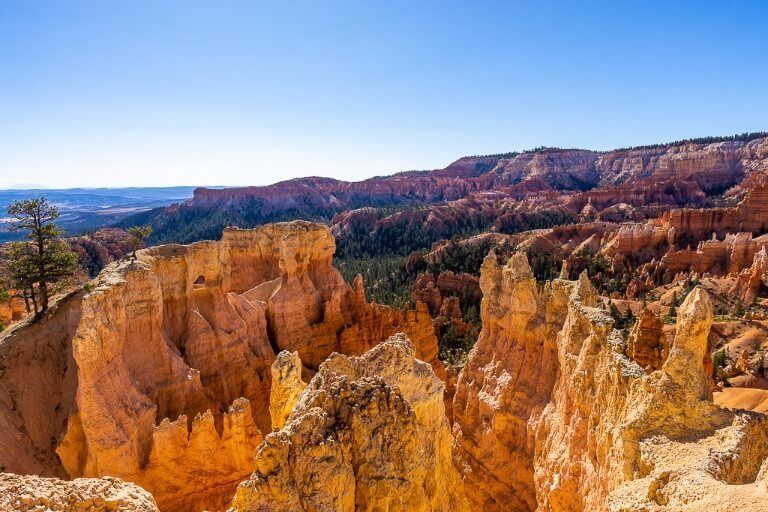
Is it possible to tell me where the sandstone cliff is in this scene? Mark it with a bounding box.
[0,221,441,511]
[126,135,768,247]
[5,218,768,511]
[0,289,82,476]
[536,282,768,511]
[230,334,468,512]
[454,251,768,511]
[452,252,576,511]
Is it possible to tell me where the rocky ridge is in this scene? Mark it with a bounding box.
[231,334,467,512]
[0,221,440,511]
[452,252,768,511]
[452,252,576,510]
[123,136,768,247]
[2,219,768,510]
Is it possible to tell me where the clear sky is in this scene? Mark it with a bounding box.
[1,1,766,189]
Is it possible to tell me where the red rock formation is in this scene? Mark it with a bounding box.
[454,252,768,511]
[412,273,442,315]
[411,271,481,318]
[135,137,768,252]
[626,308,667,371]
[0,293,25,326]
[591,184,768,293]
[613,179,763,254]
[0,221,440,511]
[68,228,134,276]
[452,252,576,511]
[437,271,481,301]
[731,246,768,303]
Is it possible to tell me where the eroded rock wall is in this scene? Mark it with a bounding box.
[535,283,768,511]
[451,252,576,511]
[230,334,468,512]
[0,221,441,511]
[0,290,82,476]
[454,251,768,511]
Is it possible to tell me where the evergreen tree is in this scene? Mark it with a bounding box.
[624,307,635,329]
[6,198,77,315]
[666,293,678,322]
[127,225,154,259]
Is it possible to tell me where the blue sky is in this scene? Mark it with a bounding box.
[0,1,766,188]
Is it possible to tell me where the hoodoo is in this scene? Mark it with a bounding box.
[3,222,768,511]
[231,334,467,512]
[453,252,768,511]
[0,221,440,511]
[4,3,768,508]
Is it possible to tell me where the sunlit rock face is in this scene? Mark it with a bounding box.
[599,183,768,293]
[454,252,768,512]
[535,284,768,512]
[0,473,159,512]
[0,221,441,511]
[4,218,768,511]
[451,252,577,511]
[230,334,468,512]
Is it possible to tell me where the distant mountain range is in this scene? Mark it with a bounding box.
[4,132,767,251]
[0,187,196,241]
[116,132,768,255]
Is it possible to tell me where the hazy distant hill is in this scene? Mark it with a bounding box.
[0,187,196,241]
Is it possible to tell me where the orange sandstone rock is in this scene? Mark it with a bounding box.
[0,221,441,511]
[0,473,159,512]
[626,308,667,371]
[230,334,468,512]
[454,252,768,511]
[269,351,307,431]
[452,252,576,511]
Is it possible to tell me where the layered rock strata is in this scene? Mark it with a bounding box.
[133,137,768,250]
[230,334,468,512]
[454,250,768,511]
[0,221,441,511]
[731,246,768,303]
[602,185,768,277]
[452,252,577,511]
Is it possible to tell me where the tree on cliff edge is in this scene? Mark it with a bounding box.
[126,225,153,259]
[6,198,77,315]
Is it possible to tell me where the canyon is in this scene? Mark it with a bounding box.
[2,220,768,510]
[126,135,768,249]
[3,135,768,511]
[0,222,440,511]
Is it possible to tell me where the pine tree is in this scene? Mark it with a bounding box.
[6,198,77,315]
[624,307,635,328]
[127,225,154,259]
[608,301,623,327]
[666,293,678,322]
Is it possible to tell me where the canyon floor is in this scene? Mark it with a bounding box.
[3,135,768,510]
